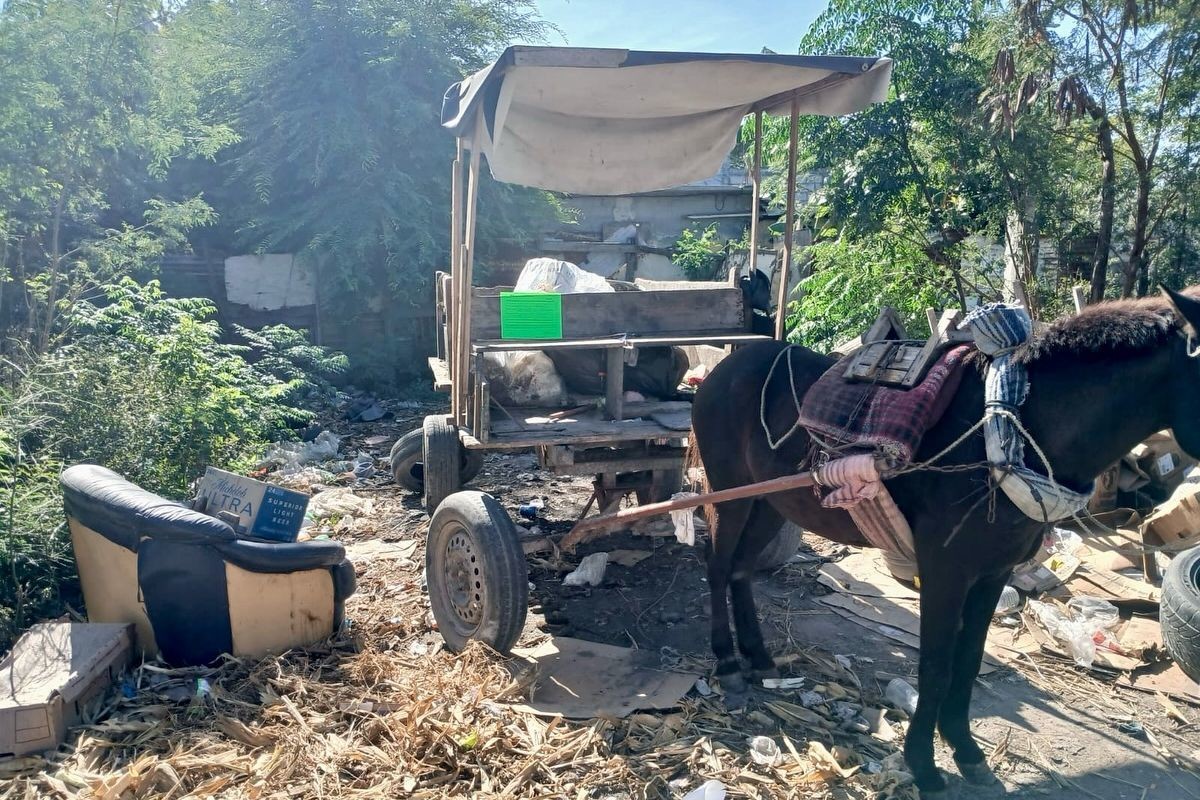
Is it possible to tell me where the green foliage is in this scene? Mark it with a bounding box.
[166,0,555,313]
[673,224,727,281]
[0,280,344,645]
[787,233,956,351]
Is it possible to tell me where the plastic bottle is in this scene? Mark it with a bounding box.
[885,678,919,715]
[994,585,1021,615]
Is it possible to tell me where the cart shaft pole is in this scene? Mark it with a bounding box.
[775,99,799,341]
[561,468,817,550]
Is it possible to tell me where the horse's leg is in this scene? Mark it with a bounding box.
[904,568,969,797]
[729,500,784,677]
[937,571,1009,786]
[707,498,752,692]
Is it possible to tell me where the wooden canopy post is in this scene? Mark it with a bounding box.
[775,99,799,341]
[736,110,764,288]
[449,139,464,421]
[456,117,484,427]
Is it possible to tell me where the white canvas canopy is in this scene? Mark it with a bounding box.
[441,46,893,195]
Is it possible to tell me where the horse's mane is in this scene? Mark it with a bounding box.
[1017,290,1199,365]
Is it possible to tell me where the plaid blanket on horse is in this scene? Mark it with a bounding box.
[798,345,973,465]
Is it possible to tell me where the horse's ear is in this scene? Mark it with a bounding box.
[1162,285,1200,334]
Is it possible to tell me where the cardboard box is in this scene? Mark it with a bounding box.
[0,622,132,757]
[1131,430,1196,493]
[196,466,309,542]
[1141,480,1200,546]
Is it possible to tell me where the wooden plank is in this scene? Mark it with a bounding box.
[471,288,746,340]
[472,333,770,353]
[605,347,624,421]
[485,418,683,449]
[427,357,451,392]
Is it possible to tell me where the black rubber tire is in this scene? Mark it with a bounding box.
[756,521,803,571]
[391,428,483,493]
[423,415,461,511]
[1162,546,1200,682]
[390,429,425,491]
[426,491,528,654]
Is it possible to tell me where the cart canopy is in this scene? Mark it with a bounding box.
[441,46,892,195]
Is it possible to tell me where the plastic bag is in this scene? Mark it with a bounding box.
[1027,597,1120,667]
[307,488,375,520]
[669,492,700,545]
[261,431,341,474]
[515,257,613,294]
[563,552,608,587]
[682,781,726,800]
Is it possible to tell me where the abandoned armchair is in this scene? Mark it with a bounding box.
[60,464,356,666]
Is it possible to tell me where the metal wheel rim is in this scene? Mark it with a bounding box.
[443,526,484,628]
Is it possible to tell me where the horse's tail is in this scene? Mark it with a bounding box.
[684,428,719,539]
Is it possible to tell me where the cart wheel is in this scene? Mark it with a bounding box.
[426,491,528,653]
[423,415,461,511]
[757,522,803,571]
[392,427,484,493]
[634,469,684,505]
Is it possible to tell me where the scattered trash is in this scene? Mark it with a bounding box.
[885,678,919,715]
[669,492,700,545]
[761,676,806,690]
[622,390,646,403]
[352,453,376,480]
[994,584,1021,615]
[693,678,713,697]
[1117,719,1146,738]
[1027,597,1120,668]
[799,690,825,708]
[307,488,375,520]
[834,654,853,670]
[1046,527,1083,555]
[563,552,609,587]
[863,707,896,742]
[519,498,545,520]
[681,780,726,800]
[747,735,781,766]
[262,431,341,473]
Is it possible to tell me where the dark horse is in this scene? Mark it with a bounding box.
[691,287,1200,796]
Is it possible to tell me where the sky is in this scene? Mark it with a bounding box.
[532,0,831,55]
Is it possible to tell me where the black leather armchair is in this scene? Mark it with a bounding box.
[61,465,356,666]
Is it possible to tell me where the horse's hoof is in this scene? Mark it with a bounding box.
[750,665,779,683]
[717,671,749,695]
[957,759,1001,787]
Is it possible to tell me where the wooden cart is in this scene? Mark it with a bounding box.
[408,45,893,653]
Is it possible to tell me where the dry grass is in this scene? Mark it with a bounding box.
[0,515,918,800]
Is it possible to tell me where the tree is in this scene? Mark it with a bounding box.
[1015,0,1200,297]
[167,0,555,317]
[0,0,228,357]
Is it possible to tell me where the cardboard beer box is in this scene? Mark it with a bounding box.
[0,622,132,757]
[1142,480,1200,547]
[196,467,309,542]
[1131,430,1196,494]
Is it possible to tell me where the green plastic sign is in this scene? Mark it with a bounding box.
[500,292,563,339]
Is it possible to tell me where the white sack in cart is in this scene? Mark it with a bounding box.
[515,257,614,294]
[482,350,568,406]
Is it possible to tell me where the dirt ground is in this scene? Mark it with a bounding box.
[354,401,1200,799]
[6,397,1200,800]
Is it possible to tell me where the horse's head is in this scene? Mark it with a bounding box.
[1163,286,1200,459]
